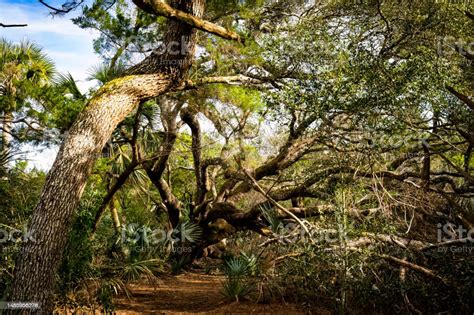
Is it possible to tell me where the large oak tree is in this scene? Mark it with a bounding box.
[7,0,242,312]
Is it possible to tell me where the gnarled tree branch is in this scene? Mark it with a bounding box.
[132,0,242,42]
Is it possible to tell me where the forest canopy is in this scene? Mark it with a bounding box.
[0,0,473,313]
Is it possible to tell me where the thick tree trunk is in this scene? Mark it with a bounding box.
[8,0,205,313]
[8,74,170,313]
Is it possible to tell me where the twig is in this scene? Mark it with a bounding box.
[39,0,84,14]
[274,252,305,264]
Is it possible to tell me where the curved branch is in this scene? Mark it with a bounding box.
[243,169,310,235]
[39,0,84,14]
[181,108,203,205]
[132,0,242,43]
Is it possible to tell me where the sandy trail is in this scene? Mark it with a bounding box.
[114,272,316,314]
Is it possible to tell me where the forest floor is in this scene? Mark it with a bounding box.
[114,272,328,314]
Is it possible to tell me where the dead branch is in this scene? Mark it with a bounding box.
[446,85,474,111]
[379,254,451,287]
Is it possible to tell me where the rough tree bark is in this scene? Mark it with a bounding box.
[1,110,13,156]
[7,0,207,313]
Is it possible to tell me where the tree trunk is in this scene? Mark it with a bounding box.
[1,110,13,156]
[110,197,121,234]
[143,97,183,228]
[7,1,205,313]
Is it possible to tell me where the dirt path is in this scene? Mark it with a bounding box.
[114,272,319,314]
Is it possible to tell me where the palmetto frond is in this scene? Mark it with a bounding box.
[0,38,55,101]
[54,72,85,101]
[176,221,202,244]
[224,257,249,278]
[87,63,126,85]
[0,148,14,169]
[0,39,55,81]
[260,204,282,232]
[118,259,162,283]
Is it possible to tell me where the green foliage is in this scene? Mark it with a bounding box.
[0,39,57,146]
[87,62,126,85]
[0,163,45,298]
[2,0,474,313]
[54,186,165,311]
[221,252,260,301]
[260,205,282,232]
[222,277,253,302]
[56,188,99,297]
[119,259,162,282]
[72,0,163,67]
[170,256,189,275]
[208,85,264,111]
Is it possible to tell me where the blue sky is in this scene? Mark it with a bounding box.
[0,0,101,169]
[0,0,100,91]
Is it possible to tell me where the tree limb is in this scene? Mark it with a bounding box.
[183,75,264,88]
[0,22,27,28]
[446,85,474,111]
[465,11,474,21]
[181,107,204,206]
[39,0,84,14]
[132,0,243,43]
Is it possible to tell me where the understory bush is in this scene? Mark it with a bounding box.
[221,252,260,302]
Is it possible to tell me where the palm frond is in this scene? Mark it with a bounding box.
[224,257,249,278]
[260,204,282,232]
[0,148,14,169]
[0,38,55,89]
[221,277,252,302]
[54,72,85,100]
[176,221,202,244]
[119,259,162,283]
[87,63,126,85]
